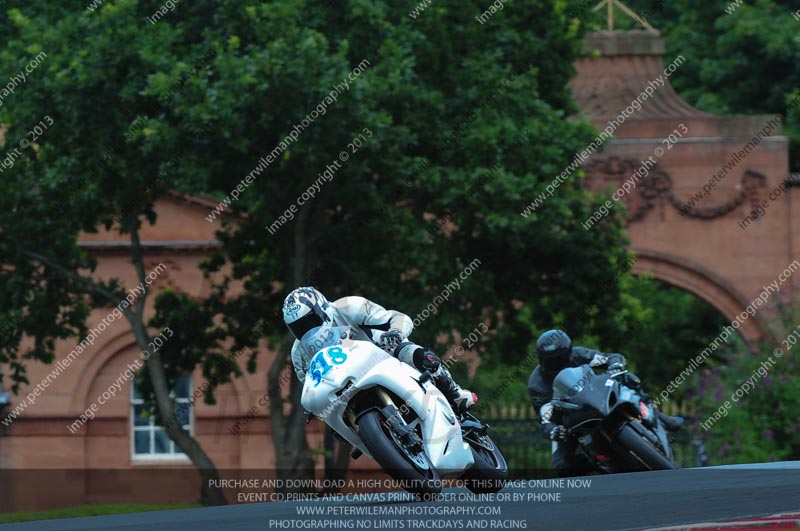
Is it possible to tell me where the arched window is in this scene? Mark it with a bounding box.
[131,374,192,459]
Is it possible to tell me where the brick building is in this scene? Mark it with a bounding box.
[2,28,798,513]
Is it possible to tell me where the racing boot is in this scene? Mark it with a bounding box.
[397,343,478,413]
[657,411,685,432]
[432,366,478,413]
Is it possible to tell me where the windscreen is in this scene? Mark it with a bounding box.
[300,325,352,354]
[552,365,595,400]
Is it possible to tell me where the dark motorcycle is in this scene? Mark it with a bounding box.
[550,364,679,472]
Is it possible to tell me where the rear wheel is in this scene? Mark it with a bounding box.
[358,409,441,496]
[616,423,679,471]
[462,434,508,493]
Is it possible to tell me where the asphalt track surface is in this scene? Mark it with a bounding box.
[3,465,800,531]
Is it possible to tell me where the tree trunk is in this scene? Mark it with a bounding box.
[128,318,227,505]
[127,224,227,506]
[267,204,316,495]
[17,225,228,505]
[268,346,315,494]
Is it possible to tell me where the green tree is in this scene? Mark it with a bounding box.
[619,276,730,396]
[1,0,226,505]
[3,0,635,496]
[688,296,800,463]
[173,0,632,482]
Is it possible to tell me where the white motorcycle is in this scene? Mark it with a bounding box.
[300,325,507,496]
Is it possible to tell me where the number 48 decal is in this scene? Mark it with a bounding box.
[309,346,348,386]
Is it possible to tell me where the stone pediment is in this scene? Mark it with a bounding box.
[570,30,710,122]
[569,30,780,142]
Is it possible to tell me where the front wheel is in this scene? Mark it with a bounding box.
[462,434,508,493]
[616,422,679,471]
[357,410,441,496]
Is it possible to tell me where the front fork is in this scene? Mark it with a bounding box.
[367,388,424,453]
[345,388,394,426]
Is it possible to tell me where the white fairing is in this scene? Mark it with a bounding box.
[300,330,473,476]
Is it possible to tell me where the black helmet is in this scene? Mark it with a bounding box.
[536,329,573,377]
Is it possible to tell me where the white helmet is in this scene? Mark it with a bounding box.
[282,287,335,340]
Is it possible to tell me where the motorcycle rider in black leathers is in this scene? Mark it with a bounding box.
[527,329,684,476]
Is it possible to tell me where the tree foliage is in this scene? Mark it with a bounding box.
[619,276,730,395]
[688,297,800,463]
[153,0,633,476]
[1,0,227,504]
[3,0,643,493]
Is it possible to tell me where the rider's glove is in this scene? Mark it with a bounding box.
[415,348,442,373]
[607,353,626,374]
[548,425,568,442]
[624,371,642,388]
[379,328,404,352]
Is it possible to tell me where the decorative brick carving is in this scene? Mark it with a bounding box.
[583,157,768,223]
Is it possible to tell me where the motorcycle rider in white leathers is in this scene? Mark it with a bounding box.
[283,286,478,411]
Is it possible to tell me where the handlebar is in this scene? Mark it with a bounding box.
[551,399,581,411]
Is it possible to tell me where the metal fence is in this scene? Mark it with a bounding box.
[480,401,707,477]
